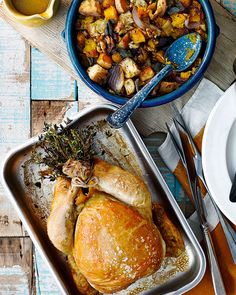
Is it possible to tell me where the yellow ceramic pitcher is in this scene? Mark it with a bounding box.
[3,0,60,26]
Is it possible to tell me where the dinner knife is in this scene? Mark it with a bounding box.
[229,173,236,202]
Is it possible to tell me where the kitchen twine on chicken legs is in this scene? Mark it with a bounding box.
[158,78,236,294]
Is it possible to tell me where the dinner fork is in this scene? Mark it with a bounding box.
[166,122,226,295]
[171,103,236,264]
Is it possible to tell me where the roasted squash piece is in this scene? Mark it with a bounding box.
[140,66,155,82]
[97,53,112,69]
[147,39,157,50]
[102,0,115,8]
[159,81,178,94]
[120,57,140,78]
[180,71,192,80]
[79,0,102,17]
[83,39,98,57]
[130,28,146,44]
[104,6,119,22]
[179,0,192,7]
[189,7,201,23]
[112,52,122,63]
[171,13,186,28]
[152,203,185,257]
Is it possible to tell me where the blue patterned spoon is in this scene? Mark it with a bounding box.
[107,33,202,129]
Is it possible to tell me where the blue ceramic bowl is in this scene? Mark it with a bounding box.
[65,0,217,108]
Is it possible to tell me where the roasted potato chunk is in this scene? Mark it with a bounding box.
[120,57,140,78]
[124,79,135,95]
[140,66,155,82]
[79,0,102,17]
[87,19,108,38]
[87,64,108,84]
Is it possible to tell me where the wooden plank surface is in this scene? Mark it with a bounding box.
[31,100,78,136]
[0,0,235,136]
[31,48,75,101]
[0,13,78,294]
[0,237,35,294]
[0,18,30,237]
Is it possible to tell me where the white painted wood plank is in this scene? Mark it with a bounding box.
[0,0,103,106]
[0,18,30,236]
[34,249,60,295]
[31,48,75,101]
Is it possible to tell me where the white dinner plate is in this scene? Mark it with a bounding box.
[202,82,236,224]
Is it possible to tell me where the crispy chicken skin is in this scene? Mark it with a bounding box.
[73,191,165,293]
[92,158,152,222]
[47,159,184,294]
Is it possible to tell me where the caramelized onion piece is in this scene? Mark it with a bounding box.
[108,65,125,93]
[185,18,201,29]
[132,7,146,29]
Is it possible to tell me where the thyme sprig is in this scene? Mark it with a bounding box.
[32,122,95,180]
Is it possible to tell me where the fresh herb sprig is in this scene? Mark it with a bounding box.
[32,122,95,180]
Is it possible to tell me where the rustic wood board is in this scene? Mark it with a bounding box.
[0,17,30,237]
[0,16,78,293]
[0,237,35,294]
[0,0,235,136]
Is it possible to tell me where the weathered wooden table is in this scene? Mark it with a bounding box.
[0,0,235,294]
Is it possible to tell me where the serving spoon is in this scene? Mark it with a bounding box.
[107,33,202,129]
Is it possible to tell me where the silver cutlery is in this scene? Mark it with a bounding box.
[166,115,227,294]
[171,103,236,263]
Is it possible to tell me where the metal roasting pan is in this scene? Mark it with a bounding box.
[1,104,206,295]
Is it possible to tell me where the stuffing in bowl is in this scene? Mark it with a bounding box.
[75,0,207,98]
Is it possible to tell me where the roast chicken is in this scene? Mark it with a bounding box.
[47,158,184,294]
